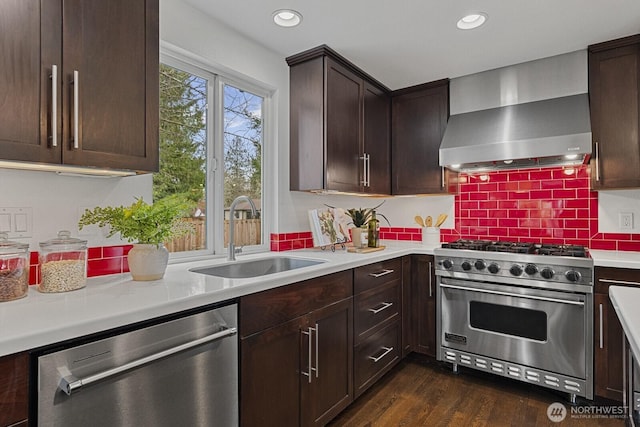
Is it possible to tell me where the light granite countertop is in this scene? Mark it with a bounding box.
[2,243,638,358]
[0,241,435,357]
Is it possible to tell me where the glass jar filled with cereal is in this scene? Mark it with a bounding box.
[0,232,29,301]
[39,230,87,293]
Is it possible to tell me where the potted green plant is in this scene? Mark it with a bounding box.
[343,201,390,248]
[78,194,195,281]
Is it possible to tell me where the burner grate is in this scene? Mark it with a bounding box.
[441,239,588,258]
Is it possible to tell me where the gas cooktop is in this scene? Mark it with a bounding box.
[441,239,588,258]
[434,239,593,289]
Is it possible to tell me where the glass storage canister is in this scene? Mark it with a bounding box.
[39,230,87,293]
[0,232,29,302]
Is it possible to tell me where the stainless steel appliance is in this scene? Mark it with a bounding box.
[435,240,594,402]
[35,302,238,426]
[439,50,592,173]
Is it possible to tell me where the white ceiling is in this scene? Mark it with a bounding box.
[182,0,640,90]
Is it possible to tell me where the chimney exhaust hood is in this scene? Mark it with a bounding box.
[439,51,592,173]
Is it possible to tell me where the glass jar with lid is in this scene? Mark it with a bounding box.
[39,230,87,293]
[0,232,29,302]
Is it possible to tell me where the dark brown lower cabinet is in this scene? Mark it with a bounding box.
[240,271,353,426]
[0,352,29,427]
[410,255,437,357]
[594,267,640,401]
[353,259,403,398]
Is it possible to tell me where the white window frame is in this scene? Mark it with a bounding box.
[160,45,273,259]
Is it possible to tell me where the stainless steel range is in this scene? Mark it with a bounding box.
[435,240,594,402]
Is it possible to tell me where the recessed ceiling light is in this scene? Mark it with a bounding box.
[457,12,487,30]
[273,9,302,27]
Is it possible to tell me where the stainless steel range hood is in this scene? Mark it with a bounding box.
[439,51,592,172]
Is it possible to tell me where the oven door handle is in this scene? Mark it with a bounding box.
[58,326,237,396]
[439,283,585,306]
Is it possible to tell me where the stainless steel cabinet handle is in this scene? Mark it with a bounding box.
[368,302,393,314]
[72,70,79,149]
[428,261,433,298]
[58,326,237,396]
[50,65,58,147]
[369,269,394,278]
[600,279,640,287]
[360,153,370,187]
[302,327,312,383]
[439,283,585,306]
[599,303,604,349]
[313,323,319,378]
[369,346,394,363]
[595,141,600,182]
[366,153,371,187]
[441,167,445,189]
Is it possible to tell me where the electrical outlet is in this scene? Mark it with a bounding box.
[619,212,634,230]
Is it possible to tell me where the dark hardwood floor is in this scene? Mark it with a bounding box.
[329,355,625,426]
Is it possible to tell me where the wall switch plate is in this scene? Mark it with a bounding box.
[0,207,33,238]
[619,212,634,230]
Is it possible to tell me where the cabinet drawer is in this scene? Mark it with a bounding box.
[354,281,400,343]
[595,267,640,294]
[240,270,353,337]
[354,321,400,397]
[354,258,402,294]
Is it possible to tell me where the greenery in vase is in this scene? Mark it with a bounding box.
[342,201,390,228]
[78,194,196,246]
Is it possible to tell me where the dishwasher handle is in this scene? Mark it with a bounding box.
[59,326,237,396]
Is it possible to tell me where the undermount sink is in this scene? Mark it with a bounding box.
[189,256,326,279]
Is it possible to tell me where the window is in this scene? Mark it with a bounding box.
[157,53,269,257]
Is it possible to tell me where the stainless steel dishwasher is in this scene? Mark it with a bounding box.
[35,302,238,426]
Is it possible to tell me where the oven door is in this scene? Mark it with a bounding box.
[439,277,589,379]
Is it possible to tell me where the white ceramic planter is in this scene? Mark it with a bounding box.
[127,244,169,281]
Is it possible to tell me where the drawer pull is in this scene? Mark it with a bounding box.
[369,269,394,278]
[368,302,393,314]
[600,279,640,287]
[369,346,394,363]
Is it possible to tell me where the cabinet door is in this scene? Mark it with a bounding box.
[363,81,390,194]
[302,298,353,426]
[411,255,436,356]
[0,352,29,427]
[594,293,624,401]
[62,0,159,171]
[392,81,451,195]
[326,58,362,192]
[594,266,640,401]
[589,41,640,189]
[0,0,61,164]
[240,315,308,427]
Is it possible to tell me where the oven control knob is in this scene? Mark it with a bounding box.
[461,261,472,271]
[509,264,523,276]
[442,259,454,270]
[565,270,582,282]
[474,260,486,270]
[524,264,538,275]
[488,263,500,274]
[540,268,555,280]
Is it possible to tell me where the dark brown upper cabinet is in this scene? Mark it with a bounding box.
[287,45,391,195]
[391,80,455,195]
[589,34,640,190]
[0,0,158,173]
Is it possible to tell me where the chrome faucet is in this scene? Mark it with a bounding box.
[227,195,257,261]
